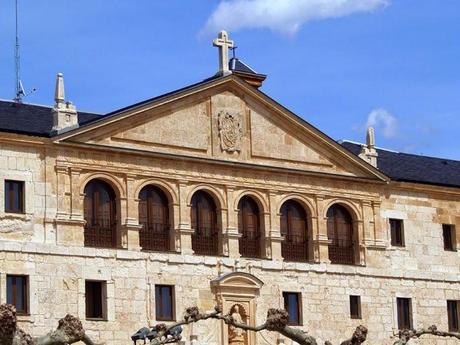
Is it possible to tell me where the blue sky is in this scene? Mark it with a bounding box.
[0,0,459,159]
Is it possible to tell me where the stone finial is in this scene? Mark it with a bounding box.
[359,126,378,168]
[51,72,78,134]
[213,30,234,75]
[55,73,65,105]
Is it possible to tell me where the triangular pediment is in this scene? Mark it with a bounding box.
[55,76,388,181]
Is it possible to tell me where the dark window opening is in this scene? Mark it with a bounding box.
[350,295,362,319]
[390,219,405,247]
[238,196,262,258]
[283,292,301,326]
[7,275,28,314]
[443,224,456,251]
[83,179,117,248]
[447,300,459,332]
[327,204,355,265]
[397,298,412,330]
[5,180,24,213]
[191,191,219,256]
[155,285,174,321]
[139,186,170,252]
[280,200,309,262]
[85,281,107,320]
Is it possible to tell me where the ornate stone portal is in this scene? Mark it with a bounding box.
[211,272,263,345]
[217,110,243,153]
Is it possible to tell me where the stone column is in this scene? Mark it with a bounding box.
[268,192,283,261]
[225,186,241,258]
[315,195,330,263]
[178,181,194,255]
[354,219,366,266]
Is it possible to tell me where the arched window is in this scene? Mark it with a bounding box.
[84,179,117,248]
[238,196,261,258]
[280,200,308,262]
[326,204,354,264]
[138,186,170,252]
[191,191,219,255]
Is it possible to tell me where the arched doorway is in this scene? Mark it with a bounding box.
[238,196,262,258]
[326,204,355,264]
[280,200,309,262]
[191,191,219,255]
[138,185,170,252]
[84,179,117,248]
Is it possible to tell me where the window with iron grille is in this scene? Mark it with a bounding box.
[238,196,262,258]
[280,200,309,262]
[190,191,219,256]
[83,179,117,248]
[397,298,413,330]
[443,224,456,251]
[138,186,170,252]
[4,180,24,213]
[349,295,361,319]
[155,285,175,321]
[85,280,107,320]
[447,300,459,332]
[7,275,28,314]
[326,204,355,265]
[390,219,405,247]
[283,292,302,325]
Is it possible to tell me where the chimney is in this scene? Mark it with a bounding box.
[51,73,78,134]
[359,127,378,168]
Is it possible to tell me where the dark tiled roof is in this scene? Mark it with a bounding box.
[341,141,460,188]
[229,58,258,74]
[0,100,102,137]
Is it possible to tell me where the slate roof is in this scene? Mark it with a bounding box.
[341,141,460,188]
[0,100,102,137]
[229,57,258,74]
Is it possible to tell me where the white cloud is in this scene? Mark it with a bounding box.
[201,0,389,36]
[366,108,398,138]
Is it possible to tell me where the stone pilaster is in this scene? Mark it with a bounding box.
[177,181,194,255]
[225,186,241,258]
[315,195,330,263]
[268,192,283,261]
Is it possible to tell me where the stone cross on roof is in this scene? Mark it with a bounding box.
[213,30,234,75]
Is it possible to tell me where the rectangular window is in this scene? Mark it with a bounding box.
[7,275,28,314]
[350,295,362,319]
[4,180,24,213]
[390,219,405,247]
[397,298,413,330]
[447,300,459,332]
[283,292,302,325]
[443,224,456,251]
[85,281,107,320]
[155,285,174,321]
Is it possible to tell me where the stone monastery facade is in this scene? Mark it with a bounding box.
[0,32,459,345]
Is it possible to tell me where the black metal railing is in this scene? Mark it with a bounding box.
[282,234,308,262]
[84,218,117,248]
[140,222,170,252]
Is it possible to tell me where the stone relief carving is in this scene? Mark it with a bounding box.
[217,111,243,152]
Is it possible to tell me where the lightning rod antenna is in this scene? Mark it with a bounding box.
[14,0,24,102]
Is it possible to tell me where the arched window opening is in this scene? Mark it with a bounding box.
[191,191,219,255]
[238,196,262,258]
[280,200,308,262]
[139,186,170,252]
[327,204,354,265]
[84,179,117,248]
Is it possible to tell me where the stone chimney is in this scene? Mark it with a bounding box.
[51,73,78,134]
[359,127,378,168]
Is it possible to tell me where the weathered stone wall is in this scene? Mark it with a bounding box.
[0,244,458,345]
[0,82,459,345]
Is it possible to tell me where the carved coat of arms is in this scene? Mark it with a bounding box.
[217,111,242,152]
